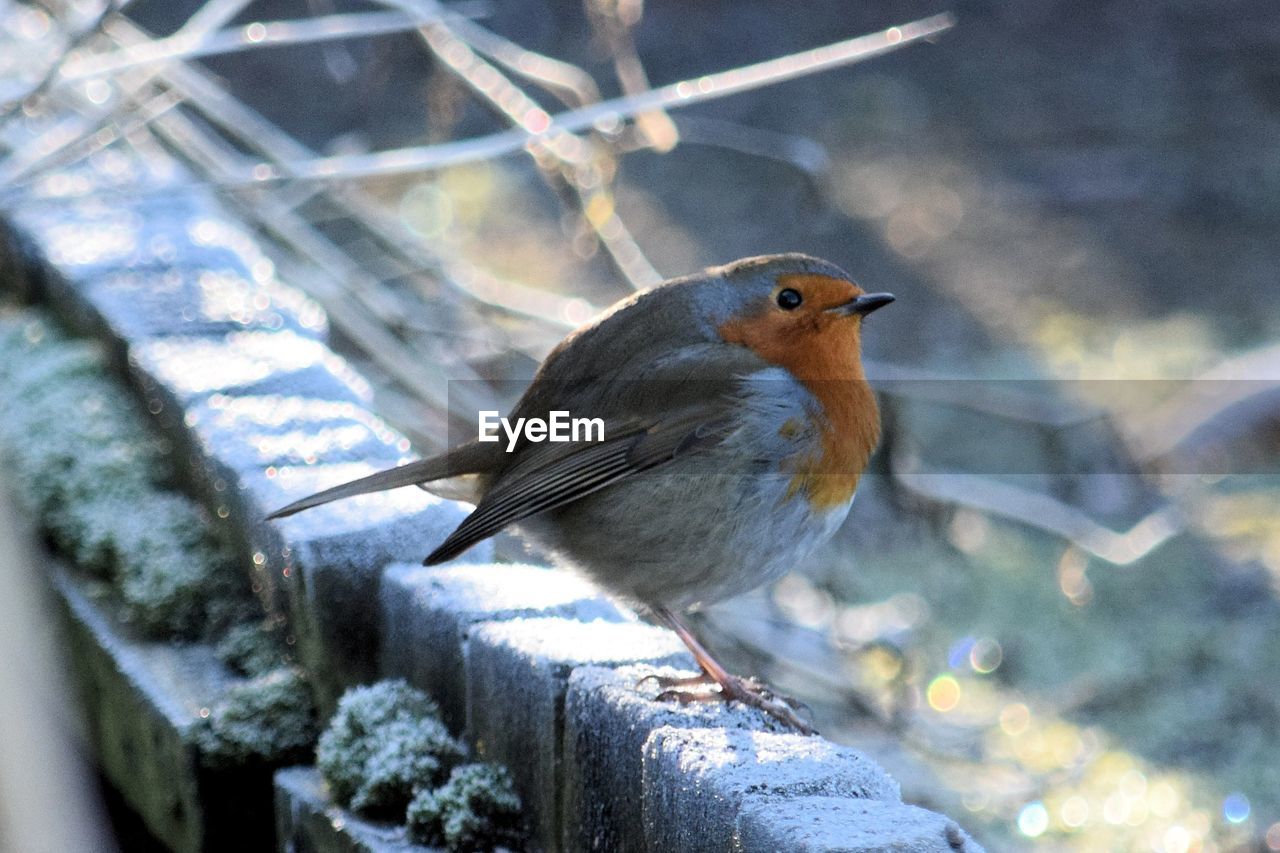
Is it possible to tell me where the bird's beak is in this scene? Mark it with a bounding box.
[827,292,895,317]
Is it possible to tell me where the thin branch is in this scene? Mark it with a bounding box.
[213,13,957,184]
[0,0,129,125]
[59,8,484,80]
[413,16,663,287]
[891,458,1184,566]
[0,0,254,183]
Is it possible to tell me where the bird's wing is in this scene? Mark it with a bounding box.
[423,401,735,564]
[420,342,768,564]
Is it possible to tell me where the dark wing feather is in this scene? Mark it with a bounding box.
[423,406,733,564]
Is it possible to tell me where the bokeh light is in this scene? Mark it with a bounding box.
[1018,802,1049,838]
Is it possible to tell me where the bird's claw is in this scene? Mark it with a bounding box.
[645,670,817,735]
[637,671,716,691]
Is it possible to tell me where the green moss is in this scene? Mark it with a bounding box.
[216,621,288,677]
[316,680,465,817]
[193,669,317,767]
[0,310,258,641]
[0,342,158,530]
[110,492,236,637]
[349,717,465,818]
[1,309,311,769]
[406,763,524,852]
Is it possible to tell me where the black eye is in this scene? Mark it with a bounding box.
[776,288,802,310]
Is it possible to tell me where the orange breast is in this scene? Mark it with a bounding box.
[719,275,881,509]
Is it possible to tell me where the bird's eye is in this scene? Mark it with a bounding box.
[776,288,803,310]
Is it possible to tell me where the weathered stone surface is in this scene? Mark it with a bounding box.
[131,331,370,409]
[466,617,693,851]
[275,767,436,853]
[379,563,623,731]
[736,796,986,853]
[50,565,276,853]
[642,726,901,853]
[275,495,484,714]
[11,195,253,283]
[126,333,486,714]
[6,196,266,345]
[563,665,788,853]
[83,265,326,342]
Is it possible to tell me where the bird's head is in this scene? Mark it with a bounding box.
[701,254,894,381]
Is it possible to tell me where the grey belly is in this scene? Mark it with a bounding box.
[517,452,847,610]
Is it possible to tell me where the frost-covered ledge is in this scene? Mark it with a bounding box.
[0,152,983,852]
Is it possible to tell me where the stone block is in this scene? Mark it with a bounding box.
[641,726,901,852]
[379,562,624,731]
[466,618,693,851]
[83,265,326,342]
[563,665,787,853]
[130,331,371,410]
[51,566,276,852]
[124,329,485,711]
[11,194,254,283]
[736,796,985,853]
[275,494,485,713]
[275,767,432,853]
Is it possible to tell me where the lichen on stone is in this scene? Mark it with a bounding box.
[406,763,525,852]
[193,668,317,767]
[316,680,465,817]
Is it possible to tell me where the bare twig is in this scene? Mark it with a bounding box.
[203,13,957,184]
[891,457,1183,565]
[585,0,678,152]
[59,8,482,80]
[414,15,663,287]
[0,0,253,183]
[0,0,128,126]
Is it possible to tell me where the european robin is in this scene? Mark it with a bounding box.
[269,253,893,733]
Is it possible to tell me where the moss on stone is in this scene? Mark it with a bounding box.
[406,763,524,852]
[349,717,465,818]
[0,310,257,641]
[316,680,465,817]
[216,621,288,677]
[193,668,317,767]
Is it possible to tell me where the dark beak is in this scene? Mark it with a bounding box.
[827,292,895,317]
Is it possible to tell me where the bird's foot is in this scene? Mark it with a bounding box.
[636,671,716,692]
[645,669,816,735]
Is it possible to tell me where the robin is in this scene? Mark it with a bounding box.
[269,253,893,733]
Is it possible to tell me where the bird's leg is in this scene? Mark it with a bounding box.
[652,607,816,735]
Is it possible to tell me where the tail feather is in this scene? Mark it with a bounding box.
[266,442,492,520]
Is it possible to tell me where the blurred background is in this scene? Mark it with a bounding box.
[2,0,1280,850]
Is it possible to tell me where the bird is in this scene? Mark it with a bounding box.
[268,253,893,733]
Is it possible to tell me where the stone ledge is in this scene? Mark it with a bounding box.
[564,665,787,853]
[1,180,488,714]
[736,796,982,852]
[275,766,437,853]
[49,564,275,853]
[642,726,906,853]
